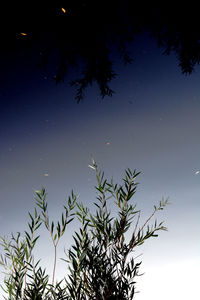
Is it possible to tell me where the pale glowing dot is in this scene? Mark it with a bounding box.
[195,170,200,174]
[106,141,110,145]
[44,173,49,177]
[61,7,66,13]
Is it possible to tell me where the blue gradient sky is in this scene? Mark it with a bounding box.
[0,34,199,299]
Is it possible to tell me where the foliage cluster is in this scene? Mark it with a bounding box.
[1,1,200,101]
[0,159,169,299]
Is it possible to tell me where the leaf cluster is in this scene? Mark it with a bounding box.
[35,188,76,245]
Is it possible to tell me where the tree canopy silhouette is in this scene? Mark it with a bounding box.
[1,1,200,101]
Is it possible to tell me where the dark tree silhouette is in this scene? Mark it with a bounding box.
[1,1,200,101]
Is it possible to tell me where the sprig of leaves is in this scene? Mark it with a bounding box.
[0,207,42,299]
[35,187,77,286]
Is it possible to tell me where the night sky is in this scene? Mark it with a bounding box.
[0,33,199,299]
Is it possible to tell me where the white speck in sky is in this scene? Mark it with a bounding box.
[106,141,110,145]
[44,173,49,177]
[195,170,200,175]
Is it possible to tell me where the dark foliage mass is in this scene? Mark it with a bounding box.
[1,1,200,101]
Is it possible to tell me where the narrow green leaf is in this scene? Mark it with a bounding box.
[66,218,74,225]
[51,222,54,234]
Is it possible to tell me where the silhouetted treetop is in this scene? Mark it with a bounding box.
[1,1,200,101]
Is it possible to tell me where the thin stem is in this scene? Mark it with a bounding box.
[24,266,27,300]
[125,208,157,265]
[133,211,140,237]
[52,244,57,286]
[127,211,140,253]
[138,208,157,235]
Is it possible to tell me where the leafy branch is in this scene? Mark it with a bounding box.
[35,188,77,286]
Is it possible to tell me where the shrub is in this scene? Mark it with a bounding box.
[0,158,169,299]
